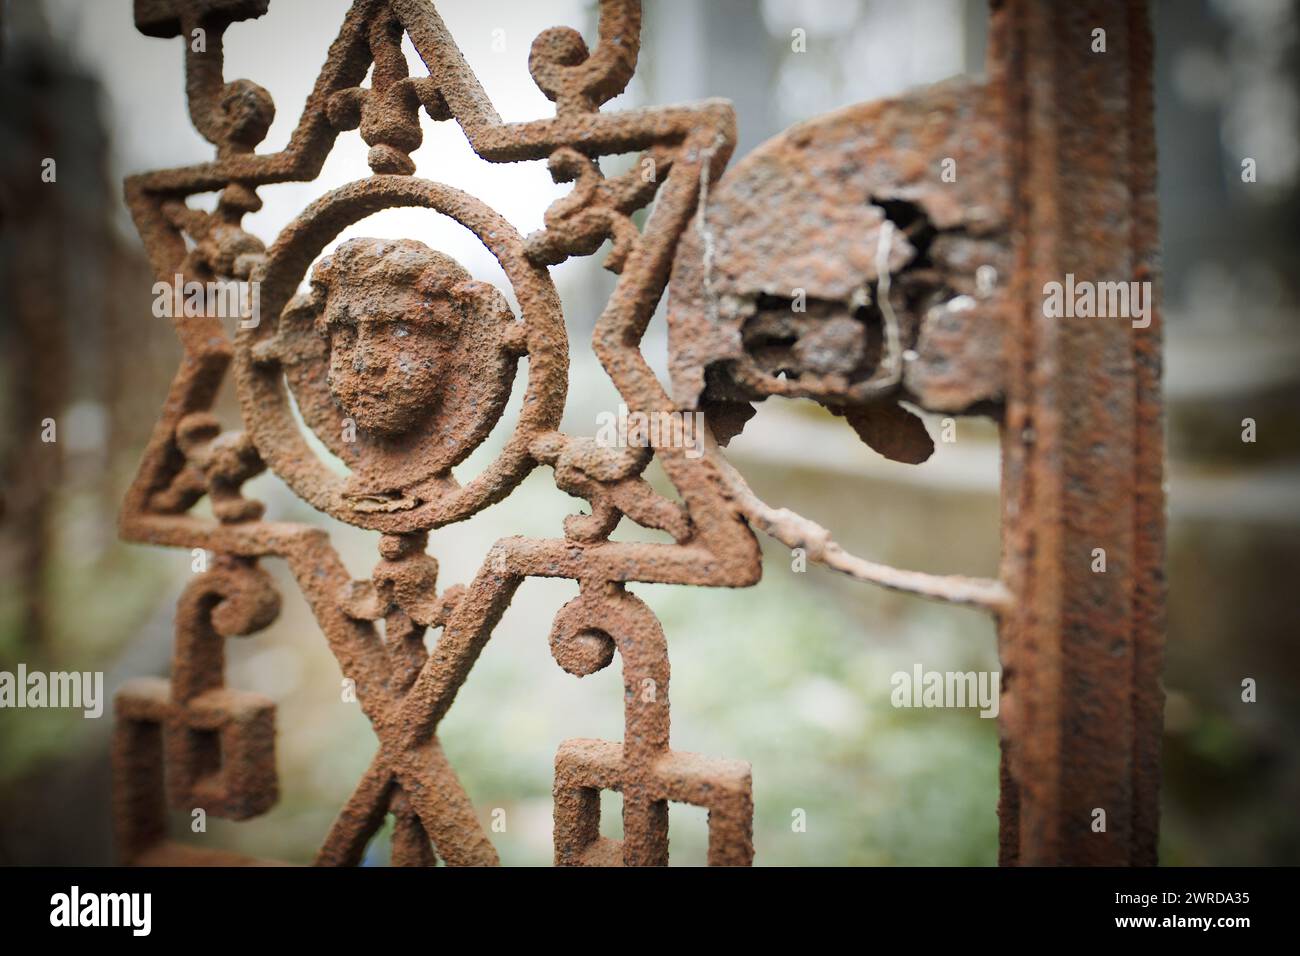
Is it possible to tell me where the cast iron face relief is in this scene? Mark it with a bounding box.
[115,0,1165,866]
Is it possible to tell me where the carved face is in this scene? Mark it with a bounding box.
[311,239,472,438]
[321,279,458,436]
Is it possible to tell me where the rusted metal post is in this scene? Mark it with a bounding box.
[993,0,1165,865]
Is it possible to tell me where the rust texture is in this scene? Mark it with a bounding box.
[992,0,1165,865]
[112,0,1163,866]
[117,0,758,867]
[669,80,1010,441]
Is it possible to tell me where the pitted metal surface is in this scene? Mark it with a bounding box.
[113,0,1164,866]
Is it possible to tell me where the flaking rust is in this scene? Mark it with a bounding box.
[669,78,1010,460]
[112,0,1163,867]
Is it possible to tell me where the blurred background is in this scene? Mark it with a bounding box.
[0,0,1296,866]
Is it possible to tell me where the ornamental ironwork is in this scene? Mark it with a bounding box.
[114,0,1165,866]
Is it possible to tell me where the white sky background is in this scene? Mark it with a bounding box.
[44,0,613,301]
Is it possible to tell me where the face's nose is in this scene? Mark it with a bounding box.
[351,322,388,376]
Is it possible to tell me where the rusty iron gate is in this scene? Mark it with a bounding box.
[113,0,1164,866]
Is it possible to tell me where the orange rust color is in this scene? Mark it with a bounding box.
[113,0,1163,867]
